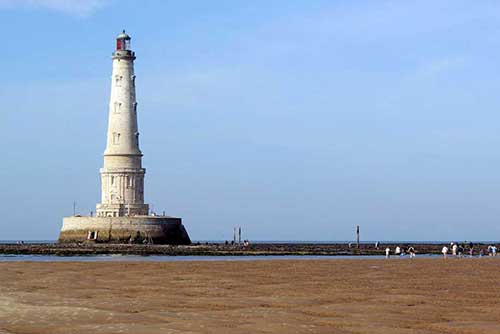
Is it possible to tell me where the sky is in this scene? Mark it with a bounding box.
[1,0,500,242]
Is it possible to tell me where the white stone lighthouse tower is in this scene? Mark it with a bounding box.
[96,31,148,217]
[59,31,190,244]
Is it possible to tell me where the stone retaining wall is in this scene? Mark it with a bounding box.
[59,216,191,245]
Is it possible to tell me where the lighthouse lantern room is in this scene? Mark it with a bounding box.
[116,30,131,51]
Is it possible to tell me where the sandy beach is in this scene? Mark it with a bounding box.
[0,258,499,334]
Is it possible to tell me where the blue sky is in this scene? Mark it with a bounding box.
[1,0,500,241]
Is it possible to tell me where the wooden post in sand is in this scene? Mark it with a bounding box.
[356,225,360,249]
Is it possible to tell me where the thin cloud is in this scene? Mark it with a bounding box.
[413,57,466,80]
[0,0,110,16]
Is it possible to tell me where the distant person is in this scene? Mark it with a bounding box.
[487,245,493,256]
[452,243,458,256]
[385,247,390,259]
[375,242,379,249]
[441,246,448,259]
[492,245,497,256]
[457,245,464,258]
[395,246,401,255]
[408,246,415,259]
[479,248,485,257]
[469,245,474,258]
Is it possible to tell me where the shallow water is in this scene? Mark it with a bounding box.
[0,254,449,262]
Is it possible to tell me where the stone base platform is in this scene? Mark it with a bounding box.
[59,216,191,245]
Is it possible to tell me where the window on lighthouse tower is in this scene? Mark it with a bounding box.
[114,102,122,113]
[115,75,123,87]
[113,132,121,144]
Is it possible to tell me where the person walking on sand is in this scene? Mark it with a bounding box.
[395,246,401,255]
[385,247,390,259]
[442,245,448,259]
[492,245,497,256]
[452,243,458,256]
[408,246,415,259]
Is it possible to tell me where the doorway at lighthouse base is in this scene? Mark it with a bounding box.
[59,216,191,245]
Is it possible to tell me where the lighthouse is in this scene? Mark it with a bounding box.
[96,31,148,217]
[59,31,191,244]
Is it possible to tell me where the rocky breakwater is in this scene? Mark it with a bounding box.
[0,242,488,256]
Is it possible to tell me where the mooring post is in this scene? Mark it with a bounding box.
[356,225,360,249]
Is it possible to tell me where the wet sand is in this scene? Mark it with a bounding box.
[0,259,499,334]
